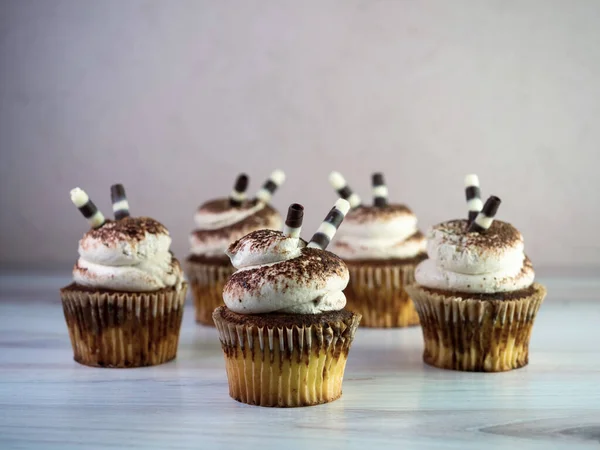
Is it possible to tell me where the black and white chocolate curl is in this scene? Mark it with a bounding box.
[110,184,130,220]
[283,203,304,238]
[70,187,106,229]
[464,174,483,224]
[255,170,285,204]
[468,195,501,233]
[372,172,388,207]
[307,199,350,250]
[329,171,361,208]
[229,174,249,207]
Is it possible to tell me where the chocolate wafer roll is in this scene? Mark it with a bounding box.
[229,174,249,207]
[468,196,501,233]
[283,203,304,238]
[464,174,483,224]
[255,170,286,204]
[307,199,350,250]
[110,184,130,220]
[329,172,361,209]
[372,172,388,207]
[70,188,106,229]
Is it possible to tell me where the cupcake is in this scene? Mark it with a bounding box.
[187,171,284,325]
[61,185,187,368]
[213,200,361,407]
[405,175,547,372]
[327,172,427,327]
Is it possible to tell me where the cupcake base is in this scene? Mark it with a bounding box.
[212,306,361,407]
[406,283,547,372]
[186,256,234,326]
[344,257,425,328]
[60,283,187,368]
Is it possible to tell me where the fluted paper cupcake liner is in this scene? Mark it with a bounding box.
[344,261,420,328]
[60,283,187,368]
[212,306,361,407]
[405,283,547,372]
[186,259,235,325]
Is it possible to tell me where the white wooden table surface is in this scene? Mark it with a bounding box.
[0,272,599,450]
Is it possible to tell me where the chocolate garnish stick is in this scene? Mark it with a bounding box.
[255,170,285,204]
[70,187,106,229]
[229,174,249,207]
[110,184,130,220]
[283,203,304,238]
[329,171,361,209]
[307,199,350,250]
[372,172,388,207]
[465,174,483,225]
[468,196,501,233]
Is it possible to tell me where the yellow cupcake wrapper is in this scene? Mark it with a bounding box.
[185,259,234,325]
[405,283,547,372]
[213,307,361,407]
[344,261,420,328]
[60,283,187,368]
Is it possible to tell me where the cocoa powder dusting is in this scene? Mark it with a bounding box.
[225,248,347,300]
[347,204,413,224]
[85,217,168,244]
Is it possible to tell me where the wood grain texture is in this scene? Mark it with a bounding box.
[0,274,599,449]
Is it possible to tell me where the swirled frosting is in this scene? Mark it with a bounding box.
[73,217,184,292]
[415,219,535,293]
[223,230,349,314]
[190,199,282,257]
[330,205,427,260]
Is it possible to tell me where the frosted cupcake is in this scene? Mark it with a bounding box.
[213,200,361,407]
[328,172,427,327]
[60,185,186,368]
[187,171,284,325]
[406,176,547,372]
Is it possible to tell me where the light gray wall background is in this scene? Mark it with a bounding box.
[1,0,599,271]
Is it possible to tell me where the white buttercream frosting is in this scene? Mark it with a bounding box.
[223,230,349,314]
[331,205,427,260]
[190,199,282,257]
[415,219,535,293]
[73,217,184,292]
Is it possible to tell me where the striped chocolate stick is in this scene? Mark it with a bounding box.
[283,203,304,238]
[465,174,483,224]
[110,184,130,220]
[230,174,249,207]
[372,172,388,207]
[255,170,285,204]
[329,171,361,209]
[467,196,501,233]
[70,187,106,228]
[307,199,351,250]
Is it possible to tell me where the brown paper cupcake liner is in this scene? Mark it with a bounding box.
[344,260,421,328]
[405,283,547,372]
[186,259,235,325]
[60,283,187,368]
[212,306,361,407]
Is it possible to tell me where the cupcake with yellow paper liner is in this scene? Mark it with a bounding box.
[213,200,361,407]
[405,175,546,372]
[60,185,187,368]
[187,171,284,325]
[328,172,427,328]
